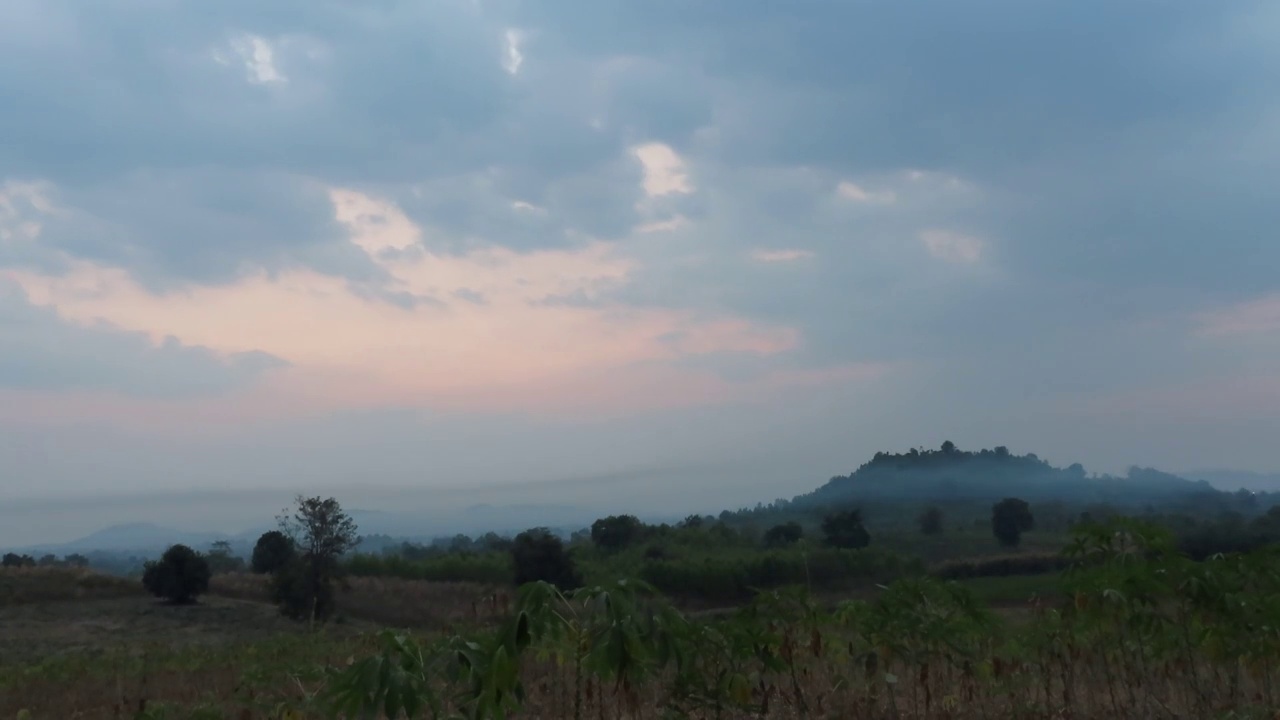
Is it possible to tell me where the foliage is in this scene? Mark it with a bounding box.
[590,514,645,551]
[141,544,211,604]
[274,496,360,623]
[762,521,804,547]
[991,497,1034,547]
[1,553,34,568]
[511,528,581,590]
[821,508,871,549]
[251,530,296,574]
[205,541,246,575]
[918,505,944,535]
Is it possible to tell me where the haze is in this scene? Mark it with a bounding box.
[3,1,1279,546]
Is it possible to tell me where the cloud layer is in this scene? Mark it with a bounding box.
[2,0,1279,512]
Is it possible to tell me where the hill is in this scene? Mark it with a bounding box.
[790,442,1230,511]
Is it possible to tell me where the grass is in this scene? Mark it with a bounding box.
[0,566,140,606]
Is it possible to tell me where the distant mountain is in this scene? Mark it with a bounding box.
[17,522,234,555]
[793,443,1222,509]
[1183,470,1280,493]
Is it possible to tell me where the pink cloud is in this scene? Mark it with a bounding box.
[4,189,874,420]
[1194,293,1280,337]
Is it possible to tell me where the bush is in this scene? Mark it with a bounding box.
[271,556,336,622]
[590,515,646,551]
[992,498,1034,547]
[763,522,804,547]
[931,553,1069,580]
[511,528,581,590]
[251,531,296,574]
[141,544,211,604]
[821,509,871,549]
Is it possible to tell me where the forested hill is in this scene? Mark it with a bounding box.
[790,442,1225,509]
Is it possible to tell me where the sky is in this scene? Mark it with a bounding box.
[2,1,1279,543]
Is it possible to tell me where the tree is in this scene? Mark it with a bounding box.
[590,514,645,551]
[251,531,296,574]
[37,554,61,567]
[1,553,34,568]
[511,528,580,590]
[273,495,360,622]
[64,553,90,568]
[918,506,944,535]
[821,509,871,549]
[141,544,211,604]
[992,497,1035,547]
[763,521,804,547]
[206,541,246,575]
[941,440,957,454]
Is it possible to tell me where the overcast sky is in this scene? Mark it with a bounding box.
[2,0,1279,535]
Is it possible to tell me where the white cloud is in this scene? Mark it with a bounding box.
[631,142,693,197]
[217,34,287,85]
[920,229,983,264]
[511,200,546,214]
[836,181,896,205]
[636,215,688,234]
[0,181,53,244]
[750,248,815,263]
[502,29,524,75]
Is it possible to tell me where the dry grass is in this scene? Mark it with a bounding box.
[0,566,140,606]
[210,571,510,630]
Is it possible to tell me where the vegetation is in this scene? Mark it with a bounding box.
[250,530,295,574]
[141,544,212,604]
[9,442,1280,717]
[991,497,1035,547]
[272,495,360,622]
[821,508,871,549]
[511,527,580,590]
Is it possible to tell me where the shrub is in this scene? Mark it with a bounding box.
[918,506,944,535]
[511,528,580,590]
[251,530,296,574]
[141,544,211,604]
[821,509,871,549]
[992,498,1034,547]
[763,522,804,547]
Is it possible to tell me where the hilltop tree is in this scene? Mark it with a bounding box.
[918,506,944,535]
[992,497,1035,547]
[206,541,246,575]
[142,544,211,604]
[251,531,295,574]
[763,521,804,547]
[511,528,580,590]
[821,509,871,549]
[273,495,359,622]
[590,514,645,551]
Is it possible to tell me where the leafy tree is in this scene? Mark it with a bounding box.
[918,506,944,535]
[251,530,295,574]
[821,509,871,549]
[37,554,61,567]
[992,497,1035,547]
[141,544,211,604]
[590,514,645,551]
[763,521,804,547]
[64,553,90,568]
[1,553,34,568]
[941,440,957,454]
[511,527,580,590]
[206,540,246,574]
[273,495,360,622]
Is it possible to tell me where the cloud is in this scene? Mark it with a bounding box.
[2,189,831,416]
[836,181,896,205]
[1195,293,1280,337]
[0,279,286,398]
[750,249,814,263]
[632,142,693,197]
[920,230,984,265]
[502,28,525,75]
[216,33,288,85]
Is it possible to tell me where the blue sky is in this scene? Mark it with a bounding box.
[1,0,1278,527]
